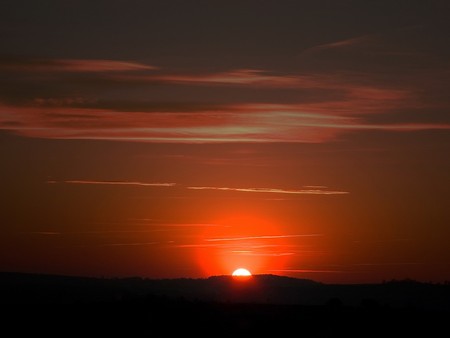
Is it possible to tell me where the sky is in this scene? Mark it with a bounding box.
[1,0,449,283]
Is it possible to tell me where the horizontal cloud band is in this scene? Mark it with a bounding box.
[47,180,348,196]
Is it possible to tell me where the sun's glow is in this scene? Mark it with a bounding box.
[232,268,252,276]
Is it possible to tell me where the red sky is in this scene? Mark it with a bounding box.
[1,0,449,283]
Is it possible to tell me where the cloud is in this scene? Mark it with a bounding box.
[269,269,345,273]
[101,242,159,247]
[173,243,236,248]
[352,262,421,266]
[0,58,157,72]
[46,180,348,196]
[188,186,349,195]
[235,252,295,257]
[22,232,61,235]
[47,180,176,187]
[302,35,372,54]
[147,69,307,87]
[148,223,223,227]
[1,103,449,144]
[205,234,323,242]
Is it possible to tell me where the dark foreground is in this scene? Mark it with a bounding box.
[2,272,449,337]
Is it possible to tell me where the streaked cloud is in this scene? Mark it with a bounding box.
[148,69,306,87]
[303,35,372,54]
[46,180,348,197]
[235,252,295,257]
[1,58,157,72]
[47,180,176,187]
[352,262,422,266]
[270,269,345,273]
[2,102,448,144]
[188,186,349,195]
[22,232,61,235]
[173,243,234,248]
[101,242,159,247]
[1,56,448,144]
[205,234,323,242]
[149,223,224,227]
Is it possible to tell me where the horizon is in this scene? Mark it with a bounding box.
[1,1,450,284]
[1,270,444,286]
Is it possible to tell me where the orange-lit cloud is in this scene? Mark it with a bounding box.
[101,242,159,247]
[205,234,323,242]
[270,269,345,273]
[149,69,306,87]
[1,58,157,72]
[235,252,295,257]
[1,102,449,144]
[188,186,349,195]
[47,180,176,187]
[23,232,62,235]
[148,223,223,227]
[115,68,410,108]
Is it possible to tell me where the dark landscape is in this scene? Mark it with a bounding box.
[2,272,449,336]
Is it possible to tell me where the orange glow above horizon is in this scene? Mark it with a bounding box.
[194,214,295,277]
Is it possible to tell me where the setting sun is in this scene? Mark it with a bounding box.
[232,268,252,277]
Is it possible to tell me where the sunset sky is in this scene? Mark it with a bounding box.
[1,0,449,283]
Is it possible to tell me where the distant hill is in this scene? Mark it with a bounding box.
[1,271,449,310]
[1,272,450,336]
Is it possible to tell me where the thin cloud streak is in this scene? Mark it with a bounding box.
[237,252,295,257]
[149,223,223,227]
[353,262,423,266]
[302,35,372,54]
[22,232,61,235]
[1,58,157,72]
[21,230,170,235]
[205,234,323,242]
[173,243,236,248]
[148,69,306,87]
[47,180,176,187]
[101,242,159,247]
[270,269,346,273]
[188,186,349,195]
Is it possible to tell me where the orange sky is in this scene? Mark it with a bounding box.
[1,0,449,283]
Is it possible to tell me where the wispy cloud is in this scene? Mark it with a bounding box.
[1,58,157,72]
[303,35,372,54]
[173,243,234,248]
[2,102,448,144]
[235,252,295,257]
[270,269,345,273]
[147,69,307,88]
[22,231,61,235]
[101,242,159,247]
[150,223,224,227]
[205,234,323,242]
[47,180,176,187]
[352,262,422,266]
[188,186,349,195]
[21,230,169,235]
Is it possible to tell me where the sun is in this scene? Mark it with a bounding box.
[232,268,252,277]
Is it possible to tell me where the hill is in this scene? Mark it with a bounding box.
[1,272,449,336]
[1,271,449,309]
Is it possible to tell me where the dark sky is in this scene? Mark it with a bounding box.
[1,0,449,282]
